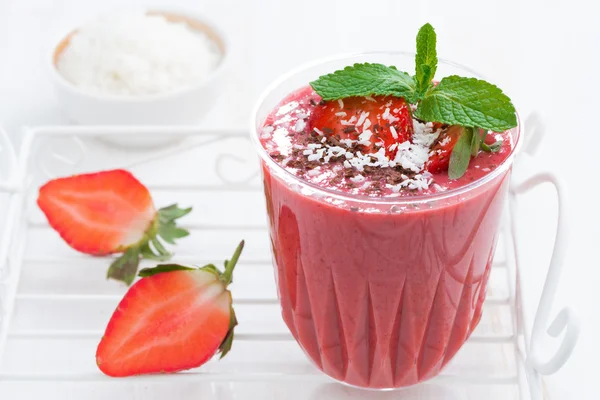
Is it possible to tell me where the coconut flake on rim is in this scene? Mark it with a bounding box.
[276,101,299,116]
[294,119,306,132]
[350,174,366,183]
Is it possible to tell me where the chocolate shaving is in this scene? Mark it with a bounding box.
[269,152,285,162]
[264,96,426,196]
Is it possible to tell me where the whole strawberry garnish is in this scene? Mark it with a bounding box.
[96,241,244,377]
[309,95,413,156]
[37,169,191,285]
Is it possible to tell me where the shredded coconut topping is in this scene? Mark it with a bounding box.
[261,89,471,195]
[350,174,366,183]
[294,119,306,132]
[363,118,372,130]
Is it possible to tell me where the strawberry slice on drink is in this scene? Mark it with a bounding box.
[309,95,413,157]
[37,169,191,285]
[425,125,464,173]
[96,241,244,377]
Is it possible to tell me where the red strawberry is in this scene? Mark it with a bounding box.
[96,241,244,377]
[425,125,465,173]
[309,95,413,157]
[37,169,191,285]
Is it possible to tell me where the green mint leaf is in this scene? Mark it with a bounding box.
[489,140,503,152]
[310,63,417,102]
[107,248,141,286]
[448,127,473,179]
[138,264,195,278]
[414,75,517,131]
[481,130,488,144]
[415,23,437,96]
[481,139,503,153]
[416,65,434,99]
[470,128,481,157]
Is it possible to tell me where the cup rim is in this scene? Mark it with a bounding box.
[249,50,522,206]
[48,8,229,103]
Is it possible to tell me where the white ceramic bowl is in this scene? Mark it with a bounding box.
[49,10,228,146]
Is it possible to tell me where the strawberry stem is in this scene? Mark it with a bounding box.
[220,241,245,286]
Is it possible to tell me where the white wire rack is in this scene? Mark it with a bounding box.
[0,121,579,400]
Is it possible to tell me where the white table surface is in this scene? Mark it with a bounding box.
[0,0,596,399]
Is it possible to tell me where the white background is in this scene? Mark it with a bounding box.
[0,0,597,399]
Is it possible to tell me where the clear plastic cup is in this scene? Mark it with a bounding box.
[250,52,521,389]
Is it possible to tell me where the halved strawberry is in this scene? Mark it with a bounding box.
[309,95,413,156]
[425,125,464,173]
[96,241,244,377]
[37,169,191,285]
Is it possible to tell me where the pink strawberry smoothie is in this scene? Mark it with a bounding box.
[258,86,517,388]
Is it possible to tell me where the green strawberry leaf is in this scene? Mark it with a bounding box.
[151,237,171,257]
[199,263,223,278]
[448,127,473,179]
[414,75,517,132]
[138,264,195,278]
[219,306,237,359]
[107,247,141,285]
[415,23,437,97]
[158,204,192,223]
[158,222,189,245]
[310,63,417,102]
[139,241,172,261]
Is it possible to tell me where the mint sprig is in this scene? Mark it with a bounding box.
[310,63,417,102]
[449,127,474,179]
[309,23,517,179]
[415,22,437,97]
[413,76,517,131]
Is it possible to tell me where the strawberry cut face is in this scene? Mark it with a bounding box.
[37,169,156,255]
[96,241,245,377]
[96,269,232,377]
[37,169,192,285]
[425,125,464,173]
[309,96,414,157]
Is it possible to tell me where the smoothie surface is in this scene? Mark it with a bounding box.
[259,86,514,198]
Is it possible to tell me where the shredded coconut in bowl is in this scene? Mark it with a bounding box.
[56,13,222,97]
